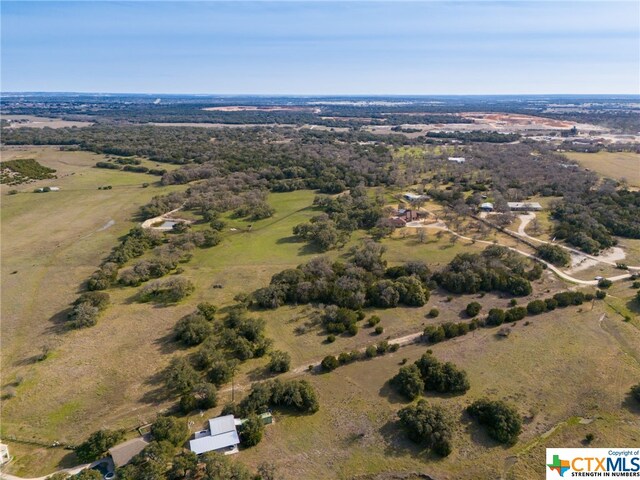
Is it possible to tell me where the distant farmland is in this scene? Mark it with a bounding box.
[565,151,640,187]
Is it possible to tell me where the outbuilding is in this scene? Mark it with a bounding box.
[108,436,150,468]
[480,202,494,212]
[507,202,542,212]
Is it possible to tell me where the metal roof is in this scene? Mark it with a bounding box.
[189,430,240,455]
[208,415,236,436]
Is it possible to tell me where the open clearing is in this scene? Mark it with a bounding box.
[237,305,640,480]
[3,115,93,129]
[564,151,640,188]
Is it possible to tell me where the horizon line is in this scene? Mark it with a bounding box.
[3,91,640,98]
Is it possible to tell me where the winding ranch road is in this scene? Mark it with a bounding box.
[410,214,638,286]
[508,213,633,269]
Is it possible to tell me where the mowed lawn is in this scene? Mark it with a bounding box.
[565,151,640,187]
[238,304,640,480]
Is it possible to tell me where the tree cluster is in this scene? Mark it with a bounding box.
[467,398,522,444]
[433,246,537,297]
[392,352,470,399]
[253,242,431,316]
[397,400,454,457]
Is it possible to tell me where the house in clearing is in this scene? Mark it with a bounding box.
[480,202,494,212]
[448,157,466,164]
[108,435,150,468]
[189,415,241,456]
[507,202,542,212]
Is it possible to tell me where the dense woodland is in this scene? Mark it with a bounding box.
[4,121,639,255]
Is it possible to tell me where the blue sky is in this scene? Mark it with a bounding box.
[1,1,639,94]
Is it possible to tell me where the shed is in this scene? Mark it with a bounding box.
[108,436,150,468]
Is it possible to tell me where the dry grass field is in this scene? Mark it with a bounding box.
[564,151,640,188]
[237,303,640,480]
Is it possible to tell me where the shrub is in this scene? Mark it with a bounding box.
[338,352,352,365]
[467,398,522,444]
[174,313,212,346]
[631,383,640,403]
[423,325,446,343]
[376,340,390,355]
[151,416,188,446]
[367,315,381,327]
[136,277,195,303]
[321,355,339,372]
[545,298,558,311]
[505,306,527,322]
[365,345,377,358]
[391,364,425,400]
[239,379,319,415]
[465,302,482,317]
[197,302,217,320]
[75,429,125,463]
[67,302,99,329]
[165,357,199,394]
[398,400,454,457]
[374,326,384,335]
[240,414,264,447]
[427,308,440,318]
[526,299,546,315]
[486,308,506,326]
[326,334,336,343]
[415,353,470,394]
[536,244,571,266]
[193,382,218,409]
[597,278,612,289]
[267,350,291,374]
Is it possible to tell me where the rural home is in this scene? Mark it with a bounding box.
[480,202,494,212]
[507,202,542,212]
[189,415,241,456]
[388,217,407,228]
[447,157,466,163]
[108,435,150,468]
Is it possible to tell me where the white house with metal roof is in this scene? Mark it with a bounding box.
[189,415,240,456]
